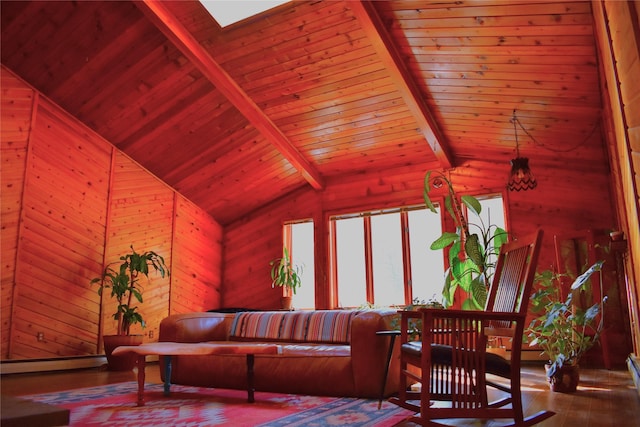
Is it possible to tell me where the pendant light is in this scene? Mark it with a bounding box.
[507,110,537,191]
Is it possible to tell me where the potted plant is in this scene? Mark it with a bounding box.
[91,245,169,370]
[423,171,508,309]
[390,297,444,341]
[270,247,302,310]
[526,260,606,392]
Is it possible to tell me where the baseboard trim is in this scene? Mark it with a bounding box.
[627,354,640,397]
[0,355,107,375]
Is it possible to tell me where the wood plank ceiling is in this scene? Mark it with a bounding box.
[1,0,602,225]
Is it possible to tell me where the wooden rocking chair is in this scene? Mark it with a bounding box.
[390,228,554,426]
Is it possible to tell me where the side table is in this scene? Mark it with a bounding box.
[376,330,400,409]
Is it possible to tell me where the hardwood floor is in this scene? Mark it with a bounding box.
[1,363,638,426]
[393,365,640,427]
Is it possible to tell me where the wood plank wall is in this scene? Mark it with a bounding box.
[223,155,617,307]
[100,153,175,341]
[1,69,33,359]
[0,67,223,360]
[594,0,640,357]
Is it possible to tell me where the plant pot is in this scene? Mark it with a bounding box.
[103,334,143,371]
[545,363,580,393]
[280,296,293,311]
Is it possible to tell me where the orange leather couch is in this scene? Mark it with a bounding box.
[158,309,400,398]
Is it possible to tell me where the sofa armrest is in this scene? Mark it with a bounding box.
[350,309,400,396]
[159,312,234,343]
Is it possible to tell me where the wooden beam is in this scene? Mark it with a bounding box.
[136,0,325,190]
[350,0,454,170]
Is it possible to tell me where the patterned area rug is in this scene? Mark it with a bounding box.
[24,382,414,426]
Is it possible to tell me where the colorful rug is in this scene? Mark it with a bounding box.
[24,382,414,426]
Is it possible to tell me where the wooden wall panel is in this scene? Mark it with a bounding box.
[0,66,223,361]
[170,197,223,314]
[0,68,33,358]
[11,97,112,359]
[224,154,616,310]
[101,152,174,343]
[595,0,640,357]
[223,188,322,309]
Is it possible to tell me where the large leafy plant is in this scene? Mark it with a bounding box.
[91,246,169,336]
[526,261,606,377]
[423,171,507,309]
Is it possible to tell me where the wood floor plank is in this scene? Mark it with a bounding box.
[0,364,638,426]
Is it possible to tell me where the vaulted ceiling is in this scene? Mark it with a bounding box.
[1,0,603,225]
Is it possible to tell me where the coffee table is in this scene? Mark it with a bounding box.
[112,341,281,406]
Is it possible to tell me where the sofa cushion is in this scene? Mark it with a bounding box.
[230,312,287,340]
[228,310,360,344]
[279,311,312,341]
[279,343,351,357]
[305,310,359,344]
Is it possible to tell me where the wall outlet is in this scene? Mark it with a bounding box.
[148,330,154,339]
[36,332,44,342]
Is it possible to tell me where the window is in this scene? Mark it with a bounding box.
[408,207,444,302]
[371,212,404,306]
[288,220,315,309]
[329,194,506,308]
[331,206,443,308]
[335,217,367,308]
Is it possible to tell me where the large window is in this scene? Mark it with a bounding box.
[335,217,367,307]
[332,206,444,308]
[408,208,445,302]
[371,213,404,306]
[288,220,315,309]
[330,194,506,308]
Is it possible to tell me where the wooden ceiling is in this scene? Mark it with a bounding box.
[1,0,603,225]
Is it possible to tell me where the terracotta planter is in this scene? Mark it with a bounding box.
[545,363,580,393]
[281,296,293,311]
[103,334,143,371]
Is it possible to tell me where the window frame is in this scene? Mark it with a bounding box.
[326,190,509,309]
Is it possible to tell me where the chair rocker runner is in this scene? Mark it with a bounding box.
[389,228,555,426]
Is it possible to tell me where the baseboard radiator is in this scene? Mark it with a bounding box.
[0,355,107,375]
[628,354,640,397]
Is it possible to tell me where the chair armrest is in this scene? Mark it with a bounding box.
[417,308,524,323]
[417,308,525,348]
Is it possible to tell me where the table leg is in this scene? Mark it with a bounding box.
[136,355,146,407]
[163,355,172,396]
[246,354,255,403]
[377,331,399,409]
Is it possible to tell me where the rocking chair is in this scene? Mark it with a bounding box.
[390,228,554,426]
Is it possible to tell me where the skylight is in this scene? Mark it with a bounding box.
[200,0,290,27]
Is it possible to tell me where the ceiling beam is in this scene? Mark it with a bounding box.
[350,0,454,170]
[137,0,325,190]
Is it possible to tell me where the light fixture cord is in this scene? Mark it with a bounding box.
[512,110,600,153]
[512,109,520,157]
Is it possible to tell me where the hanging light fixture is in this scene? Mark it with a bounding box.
[507,110,537,191]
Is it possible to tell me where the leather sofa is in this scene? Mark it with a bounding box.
[158,309,400,398]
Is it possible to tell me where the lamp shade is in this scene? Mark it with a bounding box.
[508,157,537,191]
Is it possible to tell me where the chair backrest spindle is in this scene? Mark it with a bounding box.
[485,229,543,329]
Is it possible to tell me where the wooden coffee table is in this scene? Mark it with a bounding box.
[112,341,281,406]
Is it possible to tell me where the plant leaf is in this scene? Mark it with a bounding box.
[571,260,604,290]
[464,233,484,267]
[461,195,482,217]
[430,232,459,250]
[423,172,438,213]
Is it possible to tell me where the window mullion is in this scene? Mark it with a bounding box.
[329,220,339,308]
[401,211,413,305]
[363,216,374,304]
